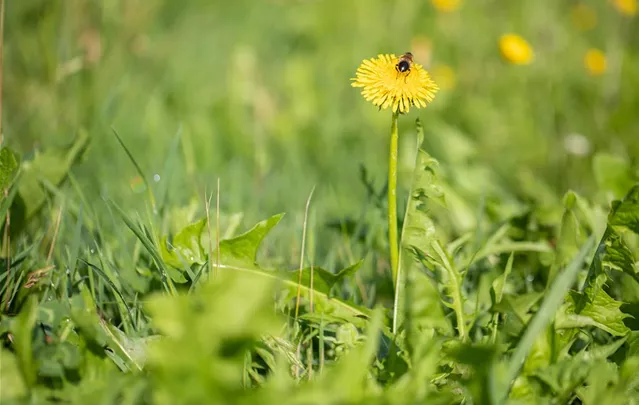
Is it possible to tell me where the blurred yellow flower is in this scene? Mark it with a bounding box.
[611,0,638,16]
[571,3,598,31]
[431,0,462,12]
[499,34,534,65]
[351,54,439,113]
[411,36,433,68]
[431,64,456,90]
[584,49,607,76]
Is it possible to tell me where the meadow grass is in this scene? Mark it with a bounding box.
[2,1,639,404]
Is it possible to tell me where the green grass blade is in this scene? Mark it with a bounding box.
[500,235,596,403]
[111,127,156,212]
[109,200,175,295]
[80,259,138,332]
[155,124,182,214]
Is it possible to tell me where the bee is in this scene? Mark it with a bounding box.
[395,52,414,81]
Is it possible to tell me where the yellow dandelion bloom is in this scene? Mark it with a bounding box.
[431,0,462,12]
[351,54,438,113]
[499,34,534,65]
[571,3,597,31]
[611,0,638,16]
[584,49,607,76]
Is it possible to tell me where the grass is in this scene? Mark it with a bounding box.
[2,0,639,404]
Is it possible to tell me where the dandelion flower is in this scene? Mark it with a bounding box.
[431,0,462,12]
[611,0,637,16]
[499,34,534,65]
[584,49,607,76]
[351,53,438,113]
[571,3,597,31]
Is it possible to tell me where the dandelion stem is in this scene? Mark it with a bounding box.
[388,111,400,288]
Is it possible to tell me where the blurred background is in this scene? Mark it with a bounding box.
[5,0,639,282]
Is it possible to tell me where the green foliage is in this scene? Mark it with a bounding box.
[4,1,639,404]
[0,146,19,192]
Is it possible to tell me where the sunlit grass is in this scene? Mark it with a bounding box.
[2,1,639,404]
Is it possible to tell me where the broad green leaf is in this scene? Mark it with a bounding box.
[205,213,369,319]
[395,119,449,341]
[102,323,159,371]
[607,184,639,234]
[576,361,623,405]
[557,288,631,337]
[577,184,639,310]
[534,338,627,403]
[0,146,19,192]
[145,270,282,404]
[161,217,208,269]
[215,213,285,265]
[0,349,27,400]
[12,294,38,389]
[532,356,592,400]
[227,263,370,320]
[37,299,69,329]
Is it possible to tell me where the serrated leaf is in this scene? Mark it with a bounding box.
[577,184,639,310]
[557,288,631,337]
[395,120,450,341]
[607,184,639,234]
[532,356,592,399]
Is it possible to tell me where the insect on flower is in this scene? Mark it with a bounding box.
[395,52,414,82]
[351,53,438,113]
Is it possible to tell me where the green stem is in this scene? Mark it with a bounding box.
[388,112,400,287]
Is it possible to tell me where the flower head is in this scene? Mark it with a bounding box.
[611,0,637,16]
[431,0,462,12]
[584,48,607,76]
[351,54,438,113]
[499,34,534,65]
